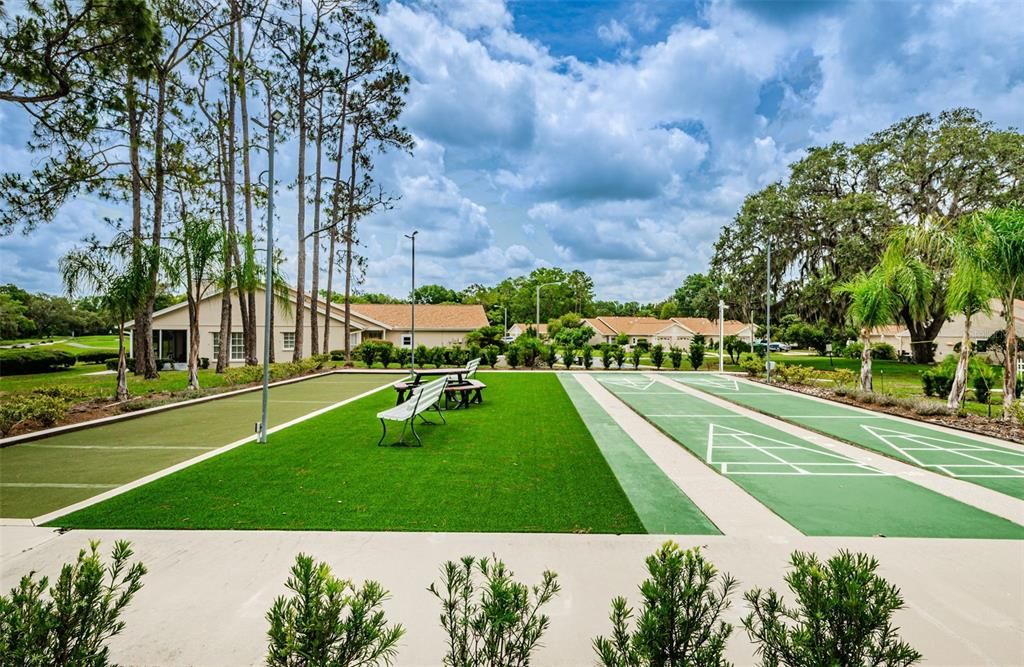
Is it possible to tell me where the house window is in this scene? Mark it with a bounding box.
[283,331,295,351]
[212,332,245,361]
[401,335,412,347]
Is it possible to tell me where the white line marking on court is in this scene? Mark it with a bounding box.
[4,483,118,489]
[23,445,215,451]
[863,425,1024,480]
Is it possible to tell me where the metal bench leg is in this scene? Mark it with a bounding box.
[409,416,422,447]
[434,402,447,424]
[377,419,388,447]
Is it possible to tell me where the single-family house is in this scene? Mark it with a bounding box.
[126,286,489,364]
[506,322,548,338]
[866,298,1024,359]
[581,316,755,349]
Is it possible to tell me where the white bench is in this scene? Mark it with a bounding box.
[377,375,449,446]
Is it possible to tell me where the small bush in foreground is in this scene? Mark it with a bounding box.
[650,343,665,370]
[1005,399,1024,425]
[0,540,146,665]
[743,550,922,667]
[266,553,403,667]
[669,345,683,370]
[631,346,642,369]
[601,344,613,370]
[614,345,626,369]
[429,555,560,667]
[581,344,594,370]
[688,335,706,370]
[594,542,736,667]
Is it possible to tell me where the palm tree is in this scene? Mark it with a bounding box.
[944,255,994,409]
[835,269,900,391]
[959,208,1024,417]
[60,237,147,402]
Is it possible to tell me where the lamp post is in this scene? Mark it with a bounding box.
[258,108,283,444]
[718,297,727,373]
[765,236,773,383]
[405,231,418,368]
[536,281,563,336]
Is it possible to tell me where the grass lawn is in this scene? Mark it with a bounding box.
[0,335,119,352]
[0,365,228,399]
[52,372,646,533]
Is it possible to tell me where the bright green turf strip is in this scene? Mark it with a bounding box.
[50,373,646,533]
[597,375,1024,539]
[669,374,1024,501]
[1,373,400,517]
[558,375,718,534]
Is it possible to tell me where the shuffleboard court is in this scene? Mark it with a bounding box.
[670,374,1024,500]
[558,374,718,534]
[0,373,401,518]
[596,374,1024,538]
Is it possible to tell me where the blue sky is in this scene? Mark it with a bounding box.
[2,0,1022,301]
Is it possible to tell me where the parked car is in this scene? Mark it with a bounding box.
[501,335,516,344]
[767,342,791,352]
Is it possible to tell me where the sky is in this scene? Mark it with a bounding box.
[1,0,1022,302]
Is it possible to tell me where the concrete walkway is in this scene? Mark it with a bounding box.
[1,526,1021,666]
[651,375,1024,526]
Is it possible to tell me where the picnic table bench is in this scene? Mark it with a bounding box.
[377,375,448,447]
[393,358,486,409]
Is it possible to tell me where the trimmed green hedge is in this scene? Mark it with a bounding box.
[74,350,116,364]
[0,348,77,375]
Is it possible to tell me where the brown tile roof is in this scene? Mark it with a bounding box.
[674,318,752,336]
[584,318,616,336]
[586,316,754,337]
[351,304,488,330]
[593,316,677,336]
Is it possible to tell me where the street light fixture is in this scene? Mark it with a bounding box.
[765,236,773,383]
[405,231,418,368]
[258,108,284,444]
[536,281,563,336]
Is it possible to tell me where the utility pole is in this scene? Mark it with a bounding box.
[405,231,418,368]
[718,296,726,373]
[765,236,772,383]
[258,109,282,444]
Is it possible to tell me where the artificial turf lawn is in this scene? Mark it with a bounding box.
[1,373,400,517]
[51,373,646,533]
[597,375,1024,539]
[671,374,1024,500]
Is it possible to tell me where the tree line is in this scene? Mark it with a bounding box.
[1,0,412,391]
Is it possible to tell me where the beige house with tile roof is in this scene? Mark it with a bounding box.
[507,322,548,338]
[867,299,1024,360]
[126,286,488,364]
[581,316,753,349]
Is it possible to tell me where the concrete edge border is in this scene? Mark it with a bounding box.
[0,368,404,448]
[22,380,396,527]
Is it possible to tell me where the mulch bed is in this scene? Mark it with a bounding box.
[756,379,1024,444]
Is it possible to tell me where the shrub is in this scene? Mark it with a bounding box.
[872,342,897,361]
[155,357,173,370]
[669,345,683,371]
[74,350,115,364]
[199,356,210,369]
[615,332,630,346]
[630,346,642,370]
[329,349,346,361]
[506,345,522,369]
[744,550,922,667]
[739,352,765,377]
[0,347,76,374]
[844,341,864,358]
[830,368,857,389]
[32,384,88,401]
[544,344,558,369]
[0,402,24,436]
[377,342,394,369]
[635,338,650,353]
[429,556,559,667]
[1007,399,1024,426]
[650,343,665,370]
[614,345,626,369]
[266,554,403,667]
[414,344,429,368]
[581,344,594,370]
[224,365,263,385]
[483,345,500,368]
[393,347,410,368]
[517,336,544,368]
[357,342,379,367]
[562,345,575,370]
[774,363,815,386]
[21,395,68,426]
[973,373,993,404]
[594,542,735,667]
[0,540,146,665]
[430,346,447,368]
[601,344,613,370]
[688,334,706,371]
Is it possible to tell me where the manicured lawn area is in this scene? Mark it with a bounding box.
[0,365,228,399]
[51,373,646,533]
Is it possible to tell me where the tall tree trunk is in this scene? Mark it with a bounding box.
[292,11,307,362]
[187,292,201,390]
[905,312,945,364]
[309,97,324,356]
[947,314,972,409]
[323,226,337,352]
[215,104,233,373]
[224,8,250,367]
[139,71,171,380]
[860,330,873,392]
[322,77,349,355]
[342,122,360,363]
[127,78,144,369]
[1003,296,1018,418]
[236,4,258,366]
[116,321,129,402]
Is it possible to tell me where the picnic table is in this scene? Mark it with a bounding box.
[393,362,485,409]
